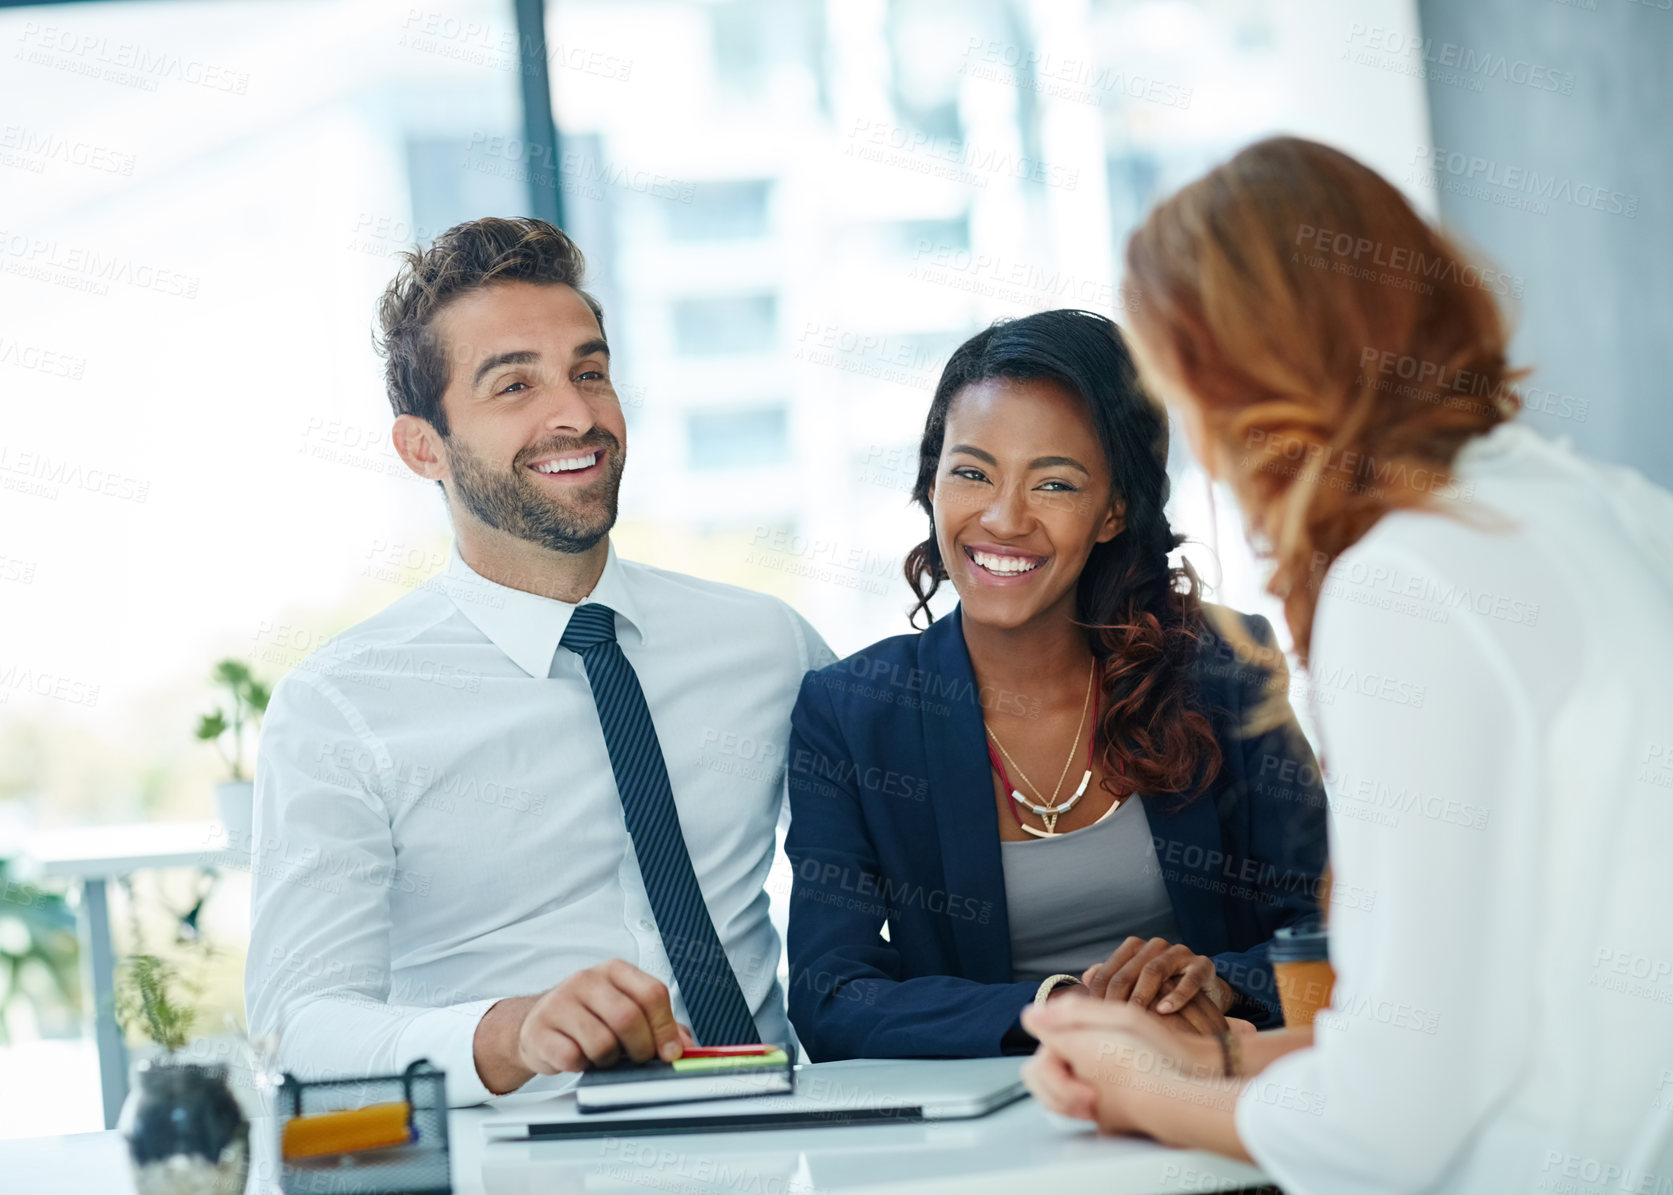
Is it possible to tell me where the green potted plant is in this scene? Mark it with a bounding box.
[115,949,248,1195]
[0,860,81,1040]
[116,953,198,1056]
[195,659,270,848]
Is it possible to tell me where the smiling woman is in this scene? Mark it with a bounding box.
[906,311,1224,805]
[784,310,1330,1062]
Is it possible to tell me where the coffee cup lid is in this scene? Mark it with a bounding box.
[1268,921,1330,964]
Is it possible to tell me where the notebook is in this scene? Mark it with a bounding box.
[483,1057,1029,1141]
[576,1048,793,1111]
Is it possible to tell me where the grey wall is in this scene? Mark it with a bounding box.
[1416,0,1673,489]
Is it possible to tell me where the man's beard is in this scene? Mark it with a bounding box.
[443,429,625,555]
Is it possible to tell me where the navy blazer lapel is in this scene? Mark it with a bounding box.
[1140,792,1232,956]
[917,607,1014,983]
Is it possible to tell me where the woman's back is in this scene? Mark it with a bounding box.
[1240,420,1673,1193]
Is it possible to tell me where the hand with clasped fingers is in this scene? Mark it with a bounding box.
[1022,996,1239,1128]
[1081,935,1237,1035]
[1020,994,1309,1163]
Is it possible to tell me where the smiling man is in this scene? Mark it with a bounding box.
[246,217,832,1105]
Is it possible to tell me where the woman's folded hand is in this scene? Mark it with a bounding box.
[1020,996,1236,1134]
[1081,936,1235,1034]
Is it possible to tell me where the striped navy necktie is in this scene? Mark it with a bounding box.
[557,602,759,1046]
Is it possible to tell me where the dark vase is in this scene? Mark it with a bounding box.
[117,1059,250,1195]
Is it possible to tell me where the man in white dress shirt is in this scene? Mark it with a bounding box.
[245,217,832,1105]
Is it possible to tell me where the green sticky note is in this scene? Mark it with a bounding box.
[669,1050,788,1073]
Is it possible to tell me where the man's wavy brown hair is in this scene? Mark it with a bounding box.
[374,216,603,436]
[905,309,1222,802]
[1123,137,1523,662]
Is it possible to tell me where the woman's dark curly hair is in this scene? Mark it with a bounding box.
[904,309,1222,800]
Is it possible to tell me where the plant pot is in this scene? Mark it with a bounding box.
[118,1058,249,1195]
[215,780,255,851]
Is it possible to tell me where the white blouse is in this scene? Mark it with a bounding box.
[1236,422,1673,1193]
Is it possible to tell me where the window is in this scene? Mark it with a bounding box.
[888,217,970,255]
[671,294,777,355]
[668,180,772,241]
[406,135,526,242]
[686,406,790,469]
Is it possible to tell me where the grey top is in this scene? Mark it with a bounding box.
[1000,796,1182,983]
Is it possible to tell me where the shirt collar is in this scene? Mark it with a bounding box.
[440,539,645,678]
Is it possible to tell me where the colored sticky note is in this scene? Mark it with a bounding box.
[669,1049,789,1074]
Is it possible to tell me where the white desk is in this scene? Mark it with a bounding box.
[10,820,244,1130]
[1,1095,1272,1194]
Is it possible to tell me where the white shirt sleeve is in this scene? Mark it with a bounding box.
[783,602,837,675]
[1235,539,1542,1193]
[244,671,501,1107]
[777,601,835,836]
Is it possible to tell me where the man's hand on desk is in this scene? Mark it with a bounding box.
[472,959,698,1095]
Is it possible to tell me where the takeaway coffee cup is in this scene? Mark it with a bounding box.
[1269,920,1335,1027]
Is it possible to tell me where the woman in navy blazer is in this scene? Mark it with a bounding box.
[786,310,1328,1062]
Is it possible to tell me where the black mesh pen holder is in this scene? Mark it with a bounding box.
[277,1059,451,1195]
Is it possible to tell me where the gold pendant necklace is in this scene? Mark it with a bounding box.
[987,659,1099,837]
[1017,794,1122,838]
[1010,769,1095,836]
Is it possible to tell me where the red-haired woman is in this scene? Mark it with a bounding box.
[1021,136,1673,1194]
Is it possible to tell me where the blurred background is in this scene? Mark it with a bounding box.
[1,0,1668,1139]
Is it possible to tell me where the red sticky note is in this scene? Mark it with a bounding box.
[679,1044,778,1058]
